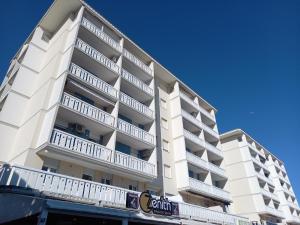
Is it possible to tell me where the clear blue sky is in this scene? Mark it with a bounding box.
[0,1,299,197]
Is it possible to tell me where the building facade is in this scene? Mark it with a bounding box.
[0,1,249,225]
[220,129,300,225]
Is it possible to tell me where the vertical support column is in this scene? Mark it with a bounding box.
[122,218,128,225]
[37,209,48,225]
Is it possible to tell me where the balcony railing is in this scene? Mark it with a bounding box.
[117,119,154,145]
[179,202,248,225]
[205,142,223,157]
[69,63,118,99]
[208,162,226,177]
[256,171,273,185]
[188,177,231,201]
[50,129,155,178]
[202,122,219,138]
[123,49,152,75]
[61,92,115,127]
[119,92,154,118]
[0,164,248,225]
[252,157,268,171]
[183,129,205,148]
[114,151,156,177]
[260,188,279,201]
[181,110,201,127]
[121,69,153,96]
[180,92,215,122]
[186,152,209,171]
[81,17,122,53]
[75,39,121,75]
[264,206,283,218]
[50,129,113,162]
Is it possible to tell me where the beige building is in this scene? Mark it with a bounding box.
[221,129,300,225]
[0,1,249,225]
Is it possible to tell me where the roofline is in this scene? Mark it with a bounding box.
[80,1,217,112]
[220,129,284,164]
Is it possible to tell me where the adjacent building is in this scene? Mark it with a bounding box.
[221,129,300,225]
[0,0,248,225]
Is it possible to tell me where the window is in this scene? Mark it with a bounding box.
[116,142,131,155]
[119,114,132,123]
[101,178,111,185]
[129,184,137,191]
[161,118,168,129]
[162,139,169,152]
[42,166,57,173]
[160,98,167,109]
[164,164,172,178]
[74,92,94,105]
[82,174,93,181]
[189,170,194,178]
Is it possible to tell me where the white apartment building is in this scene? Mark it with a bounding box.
[0,1,249,225]
[221,129,300,225]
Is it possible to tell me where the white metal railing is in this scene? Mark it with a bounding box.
[117,119,154,145]
[114,151,156,177]
[121,69,153,96]
[183,129,205,148]
[123,49,152,75]
[178,201,248,225]
[119,92,153,118]
[260,188,279,201]
[205,142,223,157]
[75,39,121,75]
[256,171,273,185]
[202,122,219,138]
[180,92,215,122]
[264,206,283,218]
[61,93,115,127]
[81,17,122,53]
[181,110,201,127]
[188,177,231,201]
[252,157,268,171]
[50,129,113,162]
[69,63,118,99]
[0,164,128,208]
[0,164,248,225]
[208,162,226,177]
[186,152,209,171]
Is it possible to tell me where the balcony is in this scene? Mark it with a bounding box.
[81,17,122,53]
[186,151,209,171]
[183,129,205,149]
[208,162,226,177]
[60,92,115,128]
[121,69,153,99]
[45,129,156,179]
[202,122,219,139]
[117,119,154,147]
[179,202,249,225]
[69,63,118,101]
[119,92,154,119]
[123,49,152,77]
[205,142,223,158]
[0,164,248,225]
[181,110,202,129]
[114,151,156,177]
[185,177,231,202]
[286,215,300,224]
[256,172,273,185]
[48,128,113,162]
[261,206,284,219]
[180,92,215,122]
[252,157,268,171]
[75,39,120,77]
[260,188,279,201]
